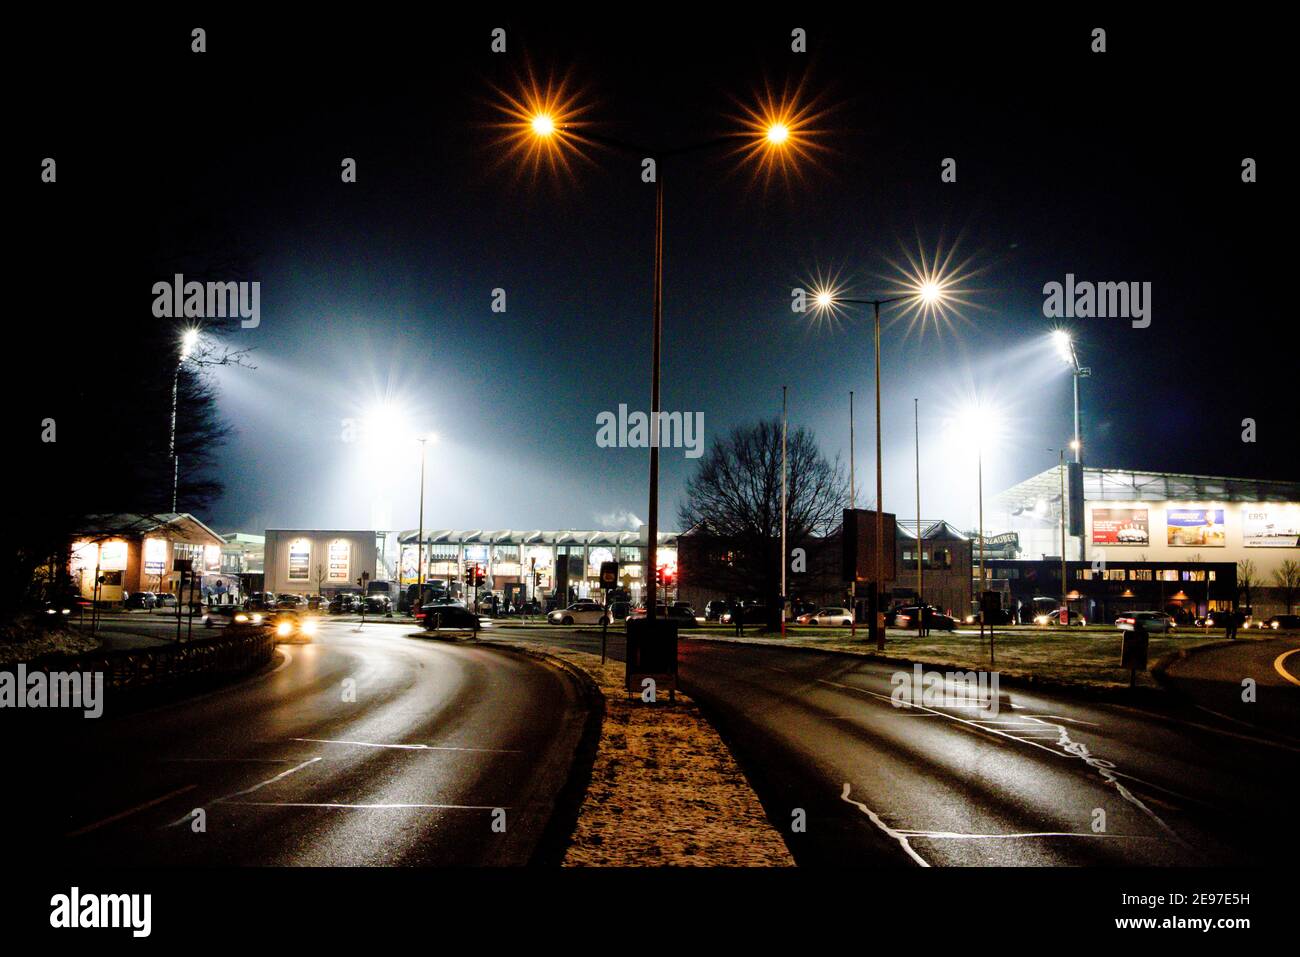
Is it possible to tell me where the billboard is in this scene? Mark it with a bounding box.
[287,538,311,580]
[327,540,351,582]
[1166,508,1226,547]
[1243,505,1300,547]
[1092,508,1148,545]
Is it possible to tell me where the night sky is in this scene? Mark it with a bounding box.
[16,12,1292,536]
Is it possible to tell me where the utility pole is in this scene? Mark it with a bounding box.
[781,385,787,637]
[1060,449,1068,621]
[915,398,922,617]
[849,391,856,638]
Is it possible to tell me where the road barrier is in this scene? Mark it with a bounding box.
[20,625,277,692]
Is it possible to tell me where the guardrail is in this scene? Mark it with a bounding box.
[16,625,277,692]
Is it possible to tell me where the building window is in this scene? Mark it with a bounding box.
[1130,568,1152,581]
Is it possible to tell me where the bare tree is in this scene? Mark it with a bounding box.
[678,419,848,629]
[1273,560,1300,614]
[1237,559,1258,611]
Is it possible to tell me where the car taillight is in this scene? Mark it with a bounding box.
[1118,617,1133,624]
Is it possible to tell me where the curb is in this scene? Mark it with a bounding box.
[476,639,606,867]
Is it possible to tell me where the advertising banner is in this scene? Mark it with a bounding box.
[1243,505,1300,547]
[1166,508,1226,547]
[288,538,311,581]
[327,540,351,582]
[143,537,167,576]
[1092,508,1148,545]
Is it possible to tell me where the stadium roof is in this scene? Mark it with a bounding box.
[996,467,1300,513]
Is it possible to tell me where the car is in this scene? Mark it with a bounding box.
[1115,611,1174,633]
[306,594,328,612]
[548,601,610,625]
[1033,609,1088,627]
[265,609,319,642]
[416,600,480,631]
[1264,614,1300,630]
[672,602,697,619]
[893,605,957,631]
[704,599,732,621]
[153,592,178,609]
[328,592,360,614]
[797,606,854,626]
[627,603,696,623]
[124,591,157,610]
[275,594,306,610]
[608,600,632,621]
[360,594,392,614]
[243,592,274,611]
[720,602,766,624]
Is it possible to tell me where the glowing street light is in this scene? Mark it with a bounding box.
[495,78,824,620]
[170,327,202,512]
[807,262,964,648]
[1050,328,1090,467]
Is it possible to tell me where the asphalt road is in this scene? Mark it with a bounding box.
[499,624,1298,866]
[16,618,588,865]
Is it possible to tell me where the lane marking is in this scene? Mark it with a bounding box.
[1274,648,1300,687]
[165,756,323,827]
[291,737,521,754]
[67,784,197,838]
[898,829,1158,841]
[229,801,508,810]
[159,758,293,764]
[814,677,1191,849]
[1106,703,1300,754]
[840,783,930,867]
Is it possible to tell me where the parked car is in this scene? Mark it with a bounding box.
[704,599,732,621]
[361,594,392,614]
[893,605,957,631]
[609,600,632,621]
[306,594,328,612]
[672,602,697,619]
[797,606,855,626]
[548,601,610,625]
[275,594,306,610]
[1116,611,1174,633]
[1033,609,1087,627]
[328,592,360,614]
[627,603,697,623]
[416,600,480,631]
[243,592,274,611]
[124,591,157,610]
[1264,614,1300,630]
[153,592,178,609]
[720,603,766,624]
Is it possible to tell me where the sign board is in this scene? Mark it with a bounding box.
[144,537,167,575]
[625,617,678,698]
[1092,508,1148,545]
[327,540,351,582]
[841,509,898,583]
[1243,505,1300,547]
[288,538,311,580]
[1121,629,1149,669]
[1166,508,1226,547]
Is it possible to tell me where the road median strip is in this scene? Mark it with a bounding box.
[481,638,793,867]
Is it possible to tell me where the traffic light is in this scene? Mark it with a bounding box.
[654,564,666,588]
[474,564,485,587]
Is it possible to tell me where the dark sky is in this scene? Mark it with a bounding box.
[16,12,1293,536]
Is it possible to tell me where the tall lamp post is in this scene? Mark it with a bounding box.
[1053,330,1090,564]
[415,435,431,613]
[514,105,803,621]
[170,328,199,513]
[813,285,946,648]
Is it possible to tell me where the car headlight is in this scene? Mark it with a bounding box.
[235,613,249,623]
[301,618,318,636]
[252,613,263,624]
[276,621,293,637]
[1034,615,1049,625]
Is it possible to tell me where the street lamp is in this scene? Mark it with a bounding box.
[501,84,816,620]
[810,274,955,647]
[1051,329,1091,465]
[954,400,1003,602]
[170,327,200,512]
[414,433,437,612]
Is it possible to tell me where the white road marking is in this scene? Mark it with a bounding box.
[67,784,197,838]
[840,783,930,867]
[897,829,1159,841]
[814,677,1192,849]
[291,737,521,754]
[165,756,323,827]
[230,801,508,810]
